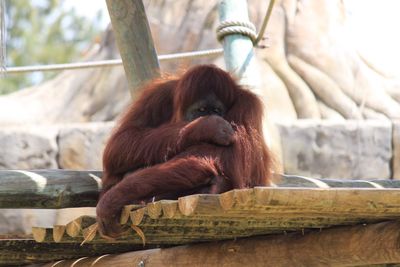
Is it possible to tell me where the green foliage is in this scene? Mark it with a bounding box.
[0,0,103,94]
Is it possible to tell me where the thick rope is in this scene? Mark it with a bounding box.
[0,48,223,74]
[216,20,257,43]
[216,0,275,46]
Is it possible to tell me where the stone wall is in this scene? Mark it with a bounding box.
[276,120,393,179]
[0,126,58,169]
[58,122,114,170]
[0,120,398,179]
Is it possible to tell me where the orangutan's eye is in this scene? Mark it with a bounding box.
[198,107,206,112]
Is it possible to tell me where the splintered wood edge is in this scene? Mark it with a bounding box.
[32,227,47,242]
[161,200,178,218]
[66,217,83,237]
[82,223,98,243]
[53,225,66,243]
[147,202,162,219]
[130,208,146,226]
[178,195,200,216]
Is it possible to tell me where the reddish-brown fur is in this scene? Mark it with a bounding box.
[97,64,272,237]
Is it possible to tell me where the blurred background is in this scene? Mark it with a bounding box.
[0,0,399,234]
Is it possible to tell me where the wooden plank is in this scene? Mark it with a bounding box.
[37,221,400,267]
[66,216,97,238]
[31,212,399,245]
[179,188,400,217]
[105,0,160,99]
[120,204,143,224]
[53,225,66,243]
[147,201,163,219]
[160,200,178,219]
[0,170,101,208]
[31,187,400,244]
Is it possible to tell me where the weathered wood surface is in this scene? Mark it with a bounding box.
[31,187,400,245]
[0,239,143,266]
[106,0,160,99]
[37,221,400,267]
[0,170,102,208]
[1,170,400,208]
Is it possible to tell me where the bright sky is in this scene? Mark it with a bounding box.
[64,1,109,29]
[346,0,400,77]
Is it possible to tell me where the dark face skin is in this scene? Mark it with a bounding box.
[184,93,226,121]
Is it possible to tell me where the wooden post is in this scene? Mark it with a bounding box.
[105,0,160,99]
[218,0,261,89]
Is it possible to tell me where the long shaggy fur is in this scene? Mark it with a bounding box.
[97,64,272,237]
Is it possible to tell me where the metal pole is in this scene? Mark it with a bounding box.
[218,0,261,90]
[106,0,160,100]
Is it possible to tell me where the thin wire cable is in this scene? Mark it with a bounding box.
[0,48,223,74]
[0,0,6,72]
[0,1,275,74]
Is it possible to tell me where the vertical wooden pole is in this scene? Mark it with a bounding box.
[218,0,261,90]
[106,0,160,99]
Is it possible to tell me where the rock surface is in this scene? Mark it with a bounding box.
[0,209,57,234]
[58,122,114,170]
[393,120,400,179]
[276,120,393,179]
[0,126,58,169]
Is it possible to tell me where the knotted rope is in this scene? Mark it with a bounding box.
[216,0,275,47]
[216,20,257,43]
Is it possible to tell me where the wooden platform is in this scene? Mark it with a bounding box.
[30,187,400,245]
[1,172,400,265]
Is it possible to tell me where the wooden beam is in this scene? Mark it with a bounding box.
[1,170,400,209]
[106,0,160,99]
[38,221,400,267]
[0,170,101,208]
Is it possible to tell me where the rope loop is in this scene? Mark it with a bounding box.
[216,20,257,43]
